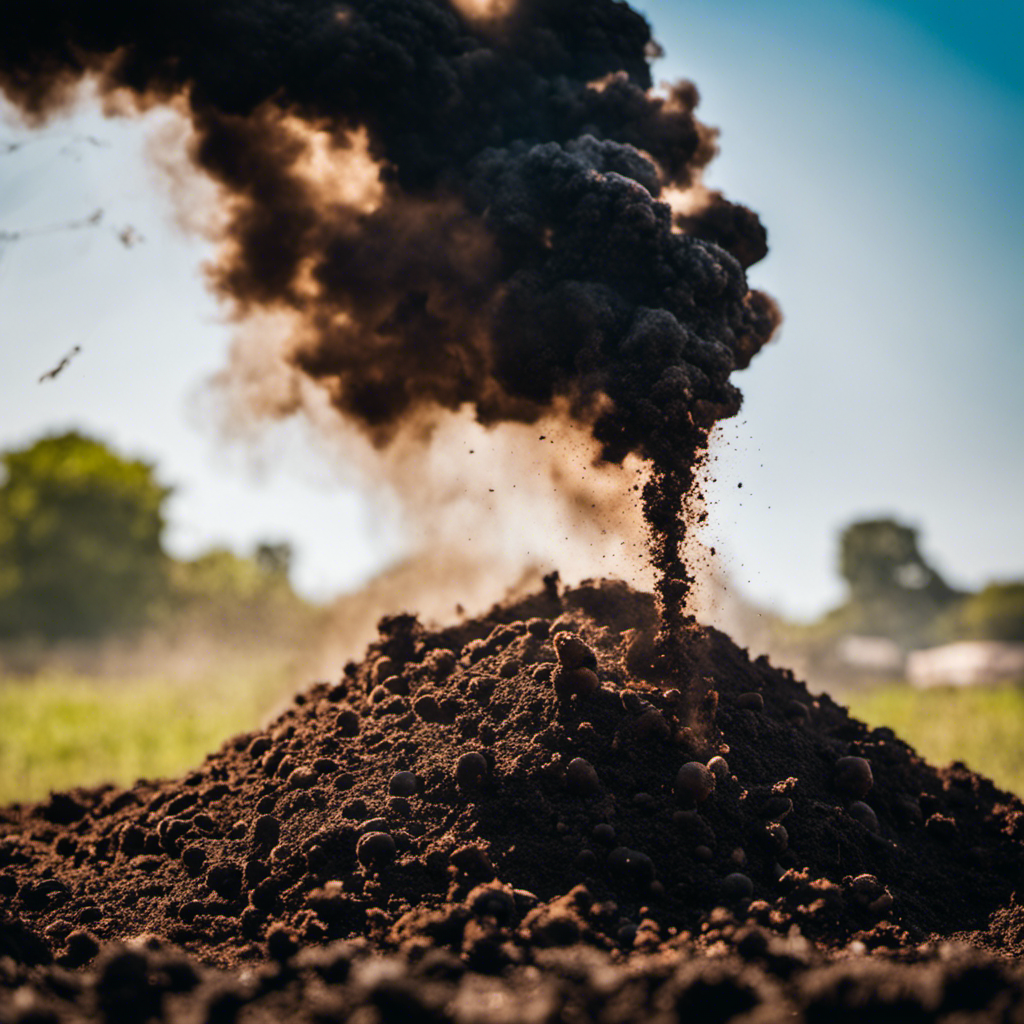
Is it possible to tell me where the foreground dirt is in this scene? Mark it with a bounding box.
[3,578,1024,1022]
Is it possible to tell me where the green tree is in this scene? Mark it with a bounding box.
[170,547,291,608]
[166,544,316,644]
[840,519,957,603]
[821,518,964,647]
[937,582,1024,643]
[0,432,171,640]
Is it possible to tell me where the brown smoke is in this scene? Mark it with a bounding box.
[1,0,780,630]
[213,330,654,646]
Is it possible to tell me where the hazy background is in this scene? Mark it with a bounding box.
[2,0,1021,619]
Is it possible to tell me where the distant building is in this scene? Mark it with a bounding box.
[836,635,905,674]
[907,642,1024,688]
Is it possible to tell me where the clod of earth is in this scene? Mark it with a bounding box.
[675,762,716,806]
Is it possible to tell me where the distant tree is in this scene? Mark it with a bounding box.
[0,432,171,640]
[170,547,288,606]
[822,518,964,647]
[166,543,313,642]
[937,582,1024,644]
[840,519,957,603]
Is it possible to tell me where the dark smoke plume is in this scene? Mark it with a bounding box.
[1,0,779,632]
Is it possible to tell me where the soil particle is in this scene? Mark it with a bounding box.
[554,666,601,701]
[388,772,418,797]
[455,753,489,791]
[723,872,755,901]
[848,802,880,834]
[565,759,602,797]
[553,633,598,671]
[675,762,716,806]
[834,757,874,801]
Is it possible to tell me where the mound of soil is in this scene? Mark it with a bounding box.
[3,578,1024,1021]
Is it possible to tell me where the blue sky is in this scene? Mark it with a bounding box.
[1,0,1021,618]
[642,0,1024,614]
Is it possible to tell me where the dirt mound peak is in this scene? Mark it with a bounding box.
[2,578,1023,979]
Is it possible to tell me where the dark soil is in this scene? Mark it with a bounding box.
[3,577,1024,1022]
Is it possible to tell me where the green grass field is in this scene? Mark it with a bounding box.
[0,656,300,806]
[844,680,1024,797]
[3,667,1024,806]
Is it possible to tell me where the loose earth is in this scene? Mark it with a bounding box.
[3,577,1024,1021]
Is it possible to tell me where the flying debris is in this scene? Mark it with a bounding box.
[0,206,141,252]
[38,344,82,383]
[0,208,104,244]
[116,225,143,248]
[1,130,109,158]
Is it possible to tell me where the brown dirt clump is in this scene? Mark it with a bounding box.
[3,577,1024,1021]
